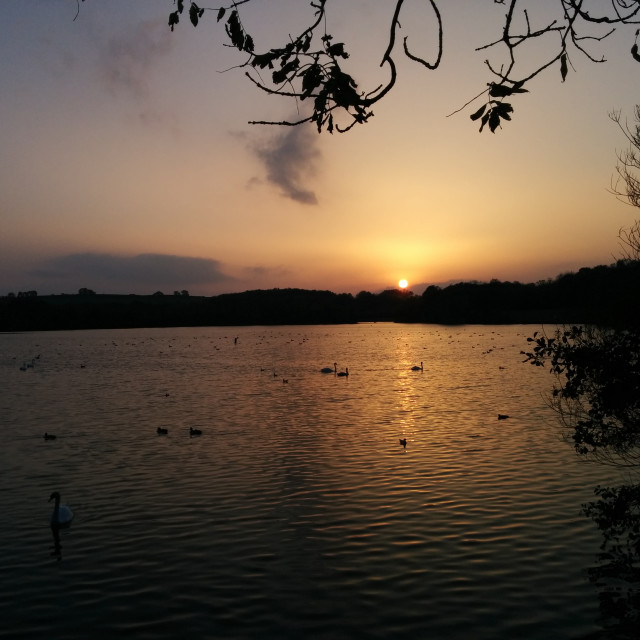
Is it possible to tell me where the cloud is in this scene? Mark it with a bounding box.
[98,20,173,122]
[250,126,321,204]
[241,264,293,281]
[32,253,232,293]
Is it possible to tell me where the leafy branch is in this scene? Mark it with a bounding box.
[77,1,640,133]
[167,0,443,133]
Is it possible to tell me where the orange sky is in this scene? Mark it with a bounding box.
[1,1,638,296]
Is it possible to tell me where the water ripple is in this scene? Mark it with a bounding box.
[0,325,623,639]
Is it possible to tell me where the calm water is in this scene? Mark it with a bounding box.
[0,324,621,639]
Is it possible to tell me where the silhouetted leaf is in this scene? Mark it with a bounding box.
[216,7,225,22]
[560,53,568,81]
[251,50,279,69]
[189,3,201,27]
[470,104,486,121]
[327,42,349,59]
[314,91,327,114]
[488,110,501,132]
[299,34,312,54]
[279,43,295,66]
[168,11,179,31]
[301,64,323,99]
[489,83,512,98]
[226,11,246,51]
[177,0,184,14]
[494,102,513,117]
[328,70,360,107]
[244,34,254,53]
[632,43,640,63]
[272,59,300,85]
[285,58,301,73]
[272,69,286,85]
[489,82,528,98]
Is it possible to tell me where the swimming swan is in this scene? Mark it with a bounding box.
[321,362,337,373]
[411,362,424,371]
[49,491,74,526]
[190,427,202,436]
[43,432,57,441]
[337,367,349,377]
[157,427,168,435]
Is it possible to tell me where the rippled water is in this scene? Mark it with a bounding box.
[0,324,621,639]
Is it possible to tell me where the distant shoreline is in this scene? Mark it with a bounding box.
[2,261,639,331]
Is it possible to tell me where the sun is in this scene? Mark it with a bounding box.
[398,279,408,289]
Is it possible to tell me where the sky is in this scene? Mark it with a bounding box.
[1,1,639,297]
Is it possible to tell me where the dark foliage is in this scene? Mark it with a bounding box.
[76,1,640,133]
[522,284,640,630]
[2,259,640,331]
[584,483,640,633]
[522,326,640,462]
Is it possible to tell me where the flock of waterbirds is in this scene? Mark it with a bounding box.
[36,354,510,449]
[20,328,518,564]
[41,357,424,530]
[33,331,509,504]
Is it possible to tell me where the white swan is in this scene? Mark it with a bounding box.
[320,362,337,374]
[49,491,74,526]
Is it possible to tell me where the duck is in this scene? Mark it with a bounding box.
[411,362,424,371]
[399,438,407,448]
[321,362,337,374]
[43,432,57,441]
[189,427,202,436]
[49,491,74,527]
[157,427,168,435]
[337,367,349,377]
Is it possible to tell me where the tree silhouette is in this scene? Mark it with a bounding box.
[522,104,640,632]
[73,1,640,133]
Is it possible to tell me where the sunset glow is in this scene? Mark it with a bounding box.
[0,2,637,296]
[399,279,408,289]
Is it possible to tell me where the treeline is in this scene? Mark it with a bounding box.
[2,260,639,331]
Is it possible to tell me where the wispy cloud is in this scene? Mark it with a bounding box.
[32,253,232,293]
[98,20,173,123]
[241,264,293,281]
[250,126,321,204]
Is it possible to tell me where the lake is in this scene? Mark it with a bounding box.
[0,324,621,639]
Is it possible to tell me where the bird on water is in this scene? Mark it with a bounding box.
[190,427,202,436]
[49,491,74,527]
[43,432,56,441]
[399,438,407,448]
[337,367,349,377]
[157,427,168,435]
[321,362,337,373]
[411,362,424,371]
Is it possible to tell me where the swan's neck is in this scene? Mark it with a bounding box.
[52,497,61,522]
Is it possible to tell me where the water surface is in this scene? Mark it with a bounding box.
[0,324,619,639]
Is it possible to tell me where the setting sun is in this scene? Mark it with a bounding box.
[398,279,408,289]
